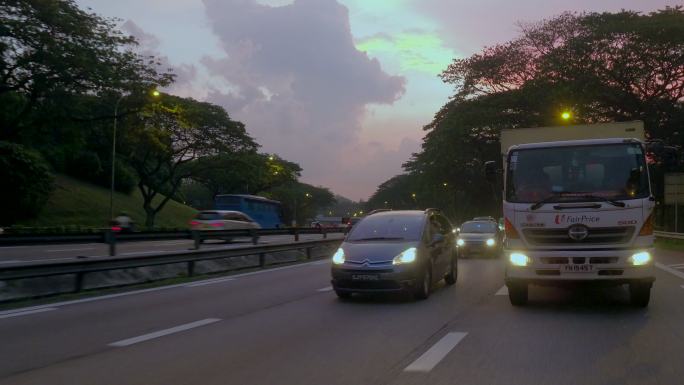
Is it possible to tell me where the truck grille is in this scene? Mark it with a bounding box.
[523,226,634,246]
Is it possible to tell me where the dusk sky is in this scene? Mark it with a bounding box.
[79,0,679,200]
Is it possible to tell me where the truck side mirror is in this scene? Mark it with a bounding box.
[484,161,497,183]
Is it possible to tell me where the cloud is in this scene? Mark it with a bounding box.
[355,30,455,74]
[121,20,198,96]
[201,0,406,199]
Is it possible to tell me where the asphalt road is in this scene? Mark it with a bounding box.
[1,249,684,385]
[0,233,343,264]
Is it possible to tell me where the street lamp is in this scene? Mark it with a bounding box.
[561,111,572,121]
[110,89,160,221]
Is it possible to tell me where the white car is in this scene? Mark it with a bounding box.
[190,211,260,241]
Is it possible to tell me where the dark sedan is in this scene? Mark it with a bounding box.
[330,210,458,300]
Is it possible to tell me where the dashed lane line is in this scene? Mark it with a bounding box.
[404,332,468,372]
[109,318,221,347]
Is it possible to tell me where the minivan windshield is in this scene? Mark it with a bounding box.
[461,221,497,233]
[506,143,650,203]
[347,214,424,242]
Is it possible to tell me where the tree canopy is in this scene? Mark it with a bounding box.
[368,7,684,224]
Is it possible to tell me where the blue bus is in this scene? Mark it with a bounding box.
[214,194,284,229]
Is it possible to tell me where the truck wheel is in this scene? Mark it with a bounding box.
[414,267,432,300]
[445,257,457,285]
[629,282,651,307]
[508,283,528,306]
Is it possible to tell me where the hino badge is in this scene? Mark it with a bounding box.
[495,121,655,307]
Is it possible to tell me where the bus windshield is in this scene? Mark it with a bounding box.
[506,143,650,203]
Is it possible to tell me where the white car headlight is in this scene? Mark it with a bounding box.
[486,238,495,247]
[332,248,345,265]
[393,247,417,265]
[456,239,465,247]
[629,251,651,266]
[509,252,529,266]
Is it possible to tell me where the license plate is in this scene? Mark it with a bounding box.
[562,264,594,273]
[351,274,380,281]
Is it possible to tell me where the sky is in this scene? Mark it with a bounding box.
[78,0,680,200]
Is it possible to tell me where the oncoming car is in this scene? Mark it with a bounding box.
[456,220,501,258]
[330,210,457,300]
[189,210,261,242]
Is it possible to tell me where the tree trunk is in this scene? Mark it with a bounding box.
[145,206,156,228]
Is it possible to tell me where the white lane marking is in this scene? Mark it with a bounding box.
[121,251,166,256]
[317,286,333,292]
[668,263,684,268]
[495,286,508,296]
[656,262,684,280]
[0,260,21,264]
[185,277,235,287]
[109,318,221,347]
[45,247,95,253]
[681,285,684,290]
[0,308,57,319]
[0,246,30,249]
[0,260,327,316]
[404,332,468,372]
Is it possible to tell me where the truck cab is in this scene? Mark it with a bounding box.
[499,122,655,307]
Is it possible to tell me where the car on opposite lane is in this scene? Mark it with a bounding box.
[330,209,457,300]
[456,220,501,258]
[190,210,261,242]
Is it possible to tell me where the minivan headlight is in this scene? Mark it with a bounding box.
[393,247,417,265]
[486,238,495,247]
[456,239,465,247]
[332,248,345,265]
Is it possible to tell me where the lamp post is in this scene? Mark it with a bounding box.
[109,94,127,222]
[110,90,160,221]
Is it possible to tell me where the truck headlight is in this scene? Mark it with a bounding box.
[456,239,465,247]
[332,248,345,265]
[486,238,495,247]
[629,251,651,266]
[510,252,530,267]
[393,247,417,265]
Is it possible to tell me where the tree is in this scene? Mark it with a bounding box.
[122,94,257,227]
[189,153,301,200]
[0,141,54,225]
[266,182,335,226]
[0,0,173,140]
[397,8,684,220]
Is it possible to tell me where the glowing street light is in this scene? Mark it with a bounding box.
[561,111,572,121]
[152,90,161,97]
[443,182,448,187]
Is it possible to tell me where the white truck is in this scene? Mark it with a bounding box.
[488,121,655,307]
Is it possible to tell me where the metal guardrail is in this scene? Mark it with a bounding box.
[654,231,684,240]
[0,238,342,296]
[0,227,348,256]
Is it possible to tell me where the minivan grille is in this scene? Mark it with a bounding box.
[523,226,634,246]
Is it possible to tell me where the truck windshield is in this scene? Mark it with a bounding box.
[506,143,650,203]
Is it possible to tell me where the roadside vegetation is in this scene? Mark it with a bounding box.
[0,0,334,228]
[366,8,684,228]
